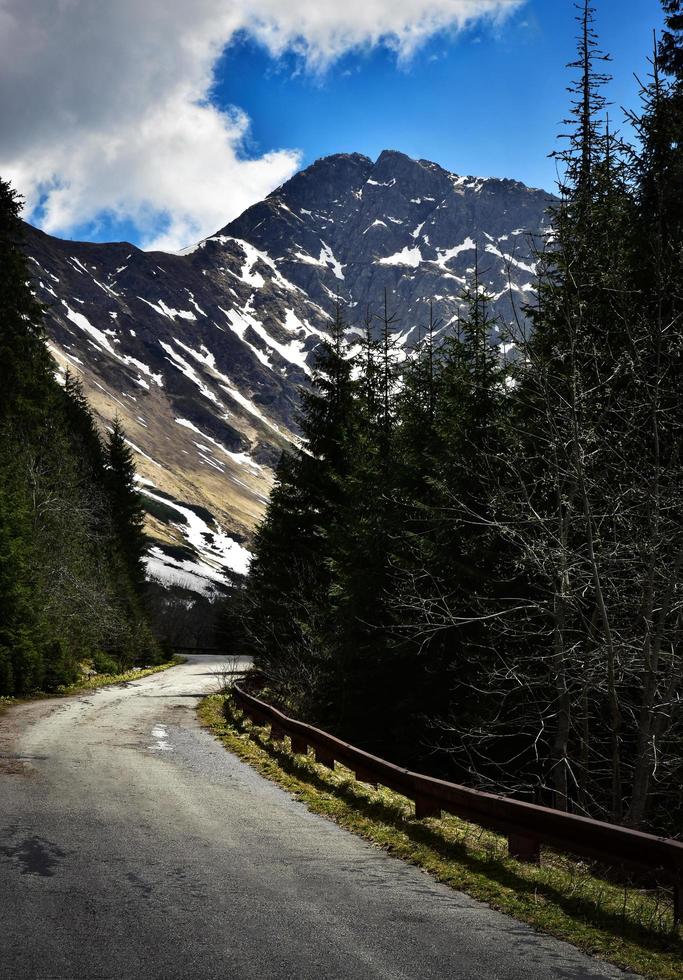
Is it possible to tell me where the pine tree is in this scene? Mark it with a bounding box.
[439,1,628,812]
[394,303,439,502]
[319,293,405,749]
[63,372,107,479]
[0,464,43,694]
[105,418,147,597]
[242,305,358,716]
[297,301,357,514]
[661,0,683,70]
[645,1,683,250]
[390,262,512,776]
[0,179,54,427]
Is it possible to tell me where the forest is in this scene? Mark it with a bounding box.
[233,1,683,838]
[0,178,161,697]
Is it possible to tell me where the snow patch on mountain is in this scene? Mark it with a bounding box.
[363,220,387,234]
[378,246,423,268]
[63,301,164,387]
[139,298,197,321]
[145,547,228,596]
[141,487,251,579]
[175,418,262,472]
[484,243,537,276]
[294,241,345,280]
[158,340,222,406]
[434,237,476,269]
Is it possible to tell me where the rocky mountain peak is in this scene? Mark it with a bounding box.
[23,150,554,593]
[271,151,373,208]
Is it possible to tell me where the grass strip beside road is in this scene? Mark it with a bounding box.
[0,658,184,716]
[199,692,683,980]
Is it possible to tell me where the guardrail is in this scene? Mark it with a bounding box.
[232,683,683,927]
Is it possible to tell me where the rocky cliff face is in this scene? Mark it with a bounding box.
[226,150,551,335]
[23,150,553,593]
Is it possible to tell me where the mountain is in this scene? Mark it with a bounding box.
[23,150,554,594]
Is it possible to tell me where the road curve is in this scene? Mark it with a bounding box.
[0,655,634,980]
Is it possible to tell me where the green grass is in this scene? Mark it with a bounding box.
[62,658,184,693]
[199,693,683,980]
[0,658,183,716]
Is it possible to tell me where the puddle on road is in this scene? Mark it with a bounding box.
[147,723,173,752]
[0,830,68,876]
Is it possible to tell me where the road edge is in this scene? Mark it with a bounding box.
[0,657,184,719]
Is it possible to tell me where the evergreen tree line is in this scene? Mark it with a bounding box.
[0,179,159,697]
[233,1,683,836]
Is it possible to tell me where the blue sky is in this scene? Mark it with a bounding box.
[218,0,665,194]
[3,0,667,250]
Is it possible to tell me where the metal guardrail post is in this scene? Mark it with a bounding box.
[355,766,378,788]
[415,795,441,820]
[291,736,308,755]
[315,747,335,769]
[270,722,285,742]
[508,832,541,864]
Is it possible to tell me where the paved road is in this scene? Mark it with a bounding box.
[0,656,635,980]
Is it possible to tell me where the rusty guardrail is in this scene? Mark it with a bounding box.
[232,683,683,926]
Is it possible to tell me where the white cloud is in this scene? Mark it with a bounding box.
[0,0,523,251]
[247,0,523,66]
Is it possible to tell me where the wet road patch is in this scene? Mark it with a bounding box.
[0,830,68,876]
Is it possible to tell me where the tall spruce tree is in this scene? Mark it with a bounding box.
[0,180,54,427]
[641,1,683,254]
[105,418,147,597]
[0,464,43,694]
[243,305,357,717]
[394,303,439,502]
[322,294,404,750]
[388,261,512,779]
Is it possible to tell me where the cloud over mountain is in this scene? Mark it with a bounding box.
[245,0,523,65]
[0,0,523,251]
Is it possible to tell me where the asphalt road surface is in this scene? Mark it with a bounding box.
[0,655,636,980]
